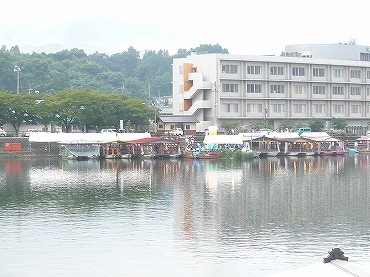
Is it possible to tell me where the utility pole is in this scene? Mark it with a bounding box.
[14,66,21,94]
[148,82,151,102]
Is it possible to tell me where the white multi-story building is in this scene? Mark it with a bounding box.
[284,43,370,61]
[172,51,370,133]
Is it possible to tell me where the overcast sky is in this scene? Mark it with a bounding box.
[1,0,369,56]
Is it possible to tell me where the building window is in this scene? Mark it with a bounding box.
[247,103,263,113]
[360,53,370,61]
[367,86,370,96]
[293,103,306,113]
[222,103,239,113]
[332,68,344,78]
[179,65,183,74]
[222,64,238,74]
[158,124,164,129]
[350,86,361,96]
[313,85,326,95]
[332,86,344,95]
[333,104,344,113]
[246,83,262,93]
[271,103,285,113]
[350,104,361,113]
[270,66,284,76]
[179,84,183,93]
[231,65,238,74]
[270,84,285,93]
[222,83,239,93]
[170,124,175,130]
[292,67,305,77]
[313,104,325,113]
[367,71,370,79]
[313,67,325,77]
[350,69,361,79]
[292,84,306,94]
[247,65,262,75]
[185,125,190,130]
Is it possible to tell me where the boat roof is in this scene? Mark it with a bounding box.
[240,131,341,143]
[127,137,180,144]
[203,135,243,145]
[238,133,265,140]
[29,132,151,143]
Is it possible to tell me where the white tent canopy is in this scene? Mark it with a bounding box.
[300,132,332,141]
[203,135,243,145]
[28,132,151,143]
[238,133,265,141]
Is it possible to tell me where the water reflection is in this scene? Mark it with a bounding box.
[1,156,370,276]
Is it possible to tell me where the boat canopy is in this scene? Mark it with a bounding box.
[28,132,151,144]
[203,135,243,145]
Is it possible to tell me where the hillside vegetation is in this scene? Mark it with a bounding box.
[0,44,228,98]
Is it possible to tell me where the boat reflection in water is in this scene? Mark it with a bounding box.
[1,155,370,276]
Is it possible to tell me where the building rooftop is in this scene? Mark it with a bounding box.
[158,115,199,123]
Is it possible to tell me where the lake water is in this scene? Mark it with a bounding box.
[1,155,370,276]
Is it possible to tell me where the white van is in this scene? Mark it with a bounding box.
[256,128,273,134]
[101,129,117,134]
[25,129,41,137]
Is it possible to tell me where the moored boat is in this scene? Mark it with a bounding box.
[59,143,100,160]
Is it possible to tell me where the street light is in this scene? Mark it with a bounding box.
[264,109,268,127]
[14,66,21,94]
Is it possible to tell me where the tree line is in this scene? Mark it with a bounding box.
[0,88,154,134]
[0,44,228,98]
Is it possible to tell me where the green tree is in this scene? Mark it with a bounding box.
[135,50,172,96]
[0,50,17,92]
[190,44,229,54]
[0,93,39,135]
[120,98,153,128]
[77,92,121,131]
[279,120,296,131]
[309,118,326,132]
[221,121,242,134]
[331,117,347,130]
[45,88,153,132]
[47,88,88,132]
[33,97,55,130]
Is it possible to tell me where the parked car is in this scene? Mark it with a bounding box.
[0,128,6,137]
[25,129,41,137]
[256,128,274,134]
[101,129,117,134]
[295,127,311,135]
[167,128,183,136]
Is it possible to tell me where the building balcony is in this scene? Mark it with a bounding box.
[184,100,212,114]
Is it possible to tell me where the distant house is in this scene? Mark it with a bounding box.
[157,115,199,135]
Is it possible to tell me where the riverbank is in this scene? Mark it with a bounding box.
[0,137,59,157]
[0,135,361,158]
